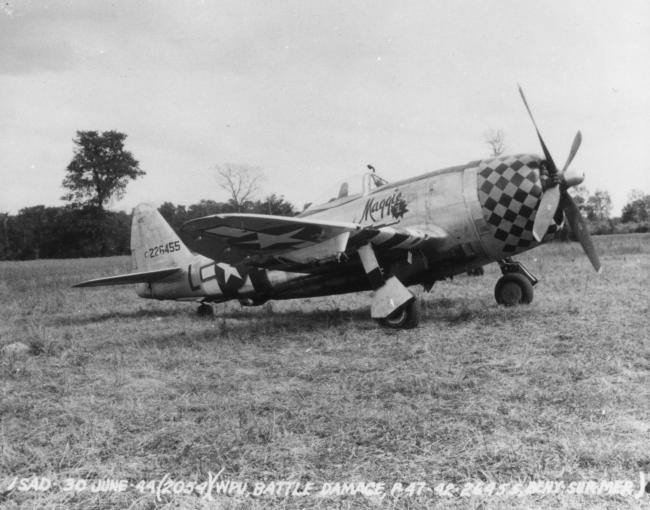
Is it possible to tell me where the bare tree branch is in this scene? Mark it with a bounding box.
[214,164,264,211]
[484,129,506,157]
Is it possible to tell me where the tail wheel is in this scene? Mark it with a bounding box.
[197,303,214,317]
[378,299,419,329]
[495,273,534,306]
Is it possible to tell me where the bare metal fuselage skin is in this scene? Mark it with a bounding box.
[137,154,558,304]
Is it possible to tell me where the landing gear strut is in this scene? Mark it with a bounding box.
[197,302,214,317]
[494,258,537,306]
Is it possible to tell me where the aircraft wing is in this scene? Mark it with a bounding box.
[182,213,447,269]
[74,267,181,287]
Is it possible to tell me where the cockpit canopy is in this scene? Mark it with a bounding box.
[305,171,388,211]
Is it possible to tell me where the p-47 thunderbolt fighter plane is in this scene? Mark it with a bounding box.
[75,88,600,328]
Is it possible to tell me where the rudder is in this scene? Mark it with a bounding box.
[131,204,194,271]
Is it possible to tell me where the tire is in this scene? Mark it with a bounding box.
[197,303,214,317]
[378,299,419,329]
[495,273,534,306]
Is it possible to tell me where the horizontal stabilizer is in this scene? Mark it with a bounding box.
[73,267,181,288]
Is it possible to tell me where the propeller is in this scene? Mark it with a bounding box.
[517,85,601,272]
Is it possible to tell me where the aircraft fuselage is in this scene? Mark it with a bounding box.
[137,153,560,304]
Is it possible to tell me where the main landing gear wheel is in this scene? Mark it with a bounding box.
[494,273,534,306]
[378,299,419,329]
[197,303,214,317]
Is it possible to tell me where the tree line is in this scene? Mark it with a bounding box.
[0,196,296,260]
[564,187,650,237]
[0,130,648,260]
[0,130,296,260]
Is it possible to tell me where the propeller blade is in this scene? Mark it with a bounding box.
[561,191,602,272]
[518,84,558,174]
[561,131,582,174]
[532,185,561,242]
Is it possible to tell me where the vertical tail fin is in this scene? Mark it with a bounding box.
[131,204,194,271]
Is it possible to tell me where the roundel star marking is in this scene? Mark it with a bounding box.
[216,262,241,283]
[239,228,307,249]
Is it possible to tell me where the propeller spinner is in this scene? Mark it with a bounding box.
[517,85,601,272]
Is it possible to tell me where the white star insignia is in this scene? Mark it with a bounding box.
[216,263,241,283]
[241,228,306,249]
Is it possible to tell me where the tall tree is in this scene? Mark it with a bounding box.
[627,189,645,203]
[621,194,650,223]
[587,190,612,221]
[570,185,593,219]
[62,130,144,213]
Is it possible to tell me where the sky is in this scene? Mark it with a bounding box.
[1,0,649,216]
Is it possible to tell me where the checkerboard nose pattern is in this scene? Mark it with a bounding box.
[476,155,560,254]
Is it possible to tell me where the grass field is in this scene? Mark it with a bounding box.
[1,234,649,509]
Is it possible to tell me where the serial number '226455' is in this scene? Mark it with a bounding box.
[144,241,181,259]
